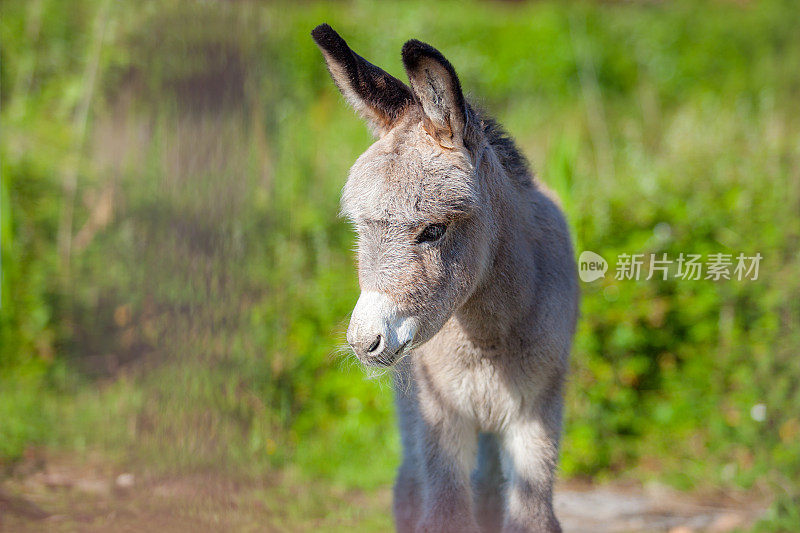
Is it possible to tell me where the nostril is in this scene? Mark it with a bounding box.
[367,335,382,353]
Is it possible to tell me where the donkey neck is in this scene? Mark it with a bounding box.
[454,153,540,350]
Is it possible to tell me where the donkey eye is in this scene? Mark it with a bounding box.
[416,223,447,244]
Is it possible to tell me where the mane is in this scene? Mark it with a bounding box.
[470,105,534,188]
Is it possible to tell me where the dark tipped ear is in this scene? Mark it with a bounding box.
[402,39,467,149]
[312,24,413,136]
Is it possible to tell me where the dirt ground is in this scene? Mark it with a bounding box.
[0,455,767,532]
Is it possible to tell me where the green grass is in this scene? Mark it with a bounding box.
[2,0,800,529]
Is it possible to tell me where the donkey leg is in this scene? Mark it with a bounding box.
[394,371,421,533]
[394,459,420,533]
[500,395,563,533]
[416,413,481,533]
[472,432,505,532]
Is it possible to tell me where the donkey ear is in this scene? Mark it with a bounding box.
[312,24,413,136]
[401,40,467,149]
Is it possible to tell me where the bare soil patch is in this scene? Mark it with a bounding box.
[1,455,767,532]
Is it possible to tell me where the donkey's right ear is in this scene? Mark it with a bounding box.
[401,39,467,149]
[312,24,413,136]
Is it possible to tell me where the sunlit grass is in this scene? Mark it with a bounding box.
[2,0,799,529]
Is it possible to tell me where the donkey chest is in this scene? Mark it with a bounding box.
[416,350,526,431]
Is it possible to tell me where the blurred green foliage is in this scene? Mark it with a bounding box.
[1,0,799,528]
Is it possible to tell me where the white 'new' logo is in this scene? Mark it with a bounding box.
[578,251,607,282]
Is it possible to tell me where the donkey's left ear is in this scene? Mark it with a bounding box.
[402,40,467,149]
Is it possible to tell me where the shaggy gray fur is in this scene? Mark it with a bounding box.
[313,25,579,533]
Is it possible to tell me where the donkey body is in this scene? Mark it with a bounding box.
[312,25,579,533]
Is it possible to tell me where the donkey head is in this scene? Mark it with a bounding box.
[312,24,496,366]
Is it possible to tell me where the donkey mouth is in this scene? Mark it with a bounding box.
[364,340,411,368]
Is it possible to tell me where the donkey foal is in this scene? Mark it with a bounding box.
[312,25,579,533]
